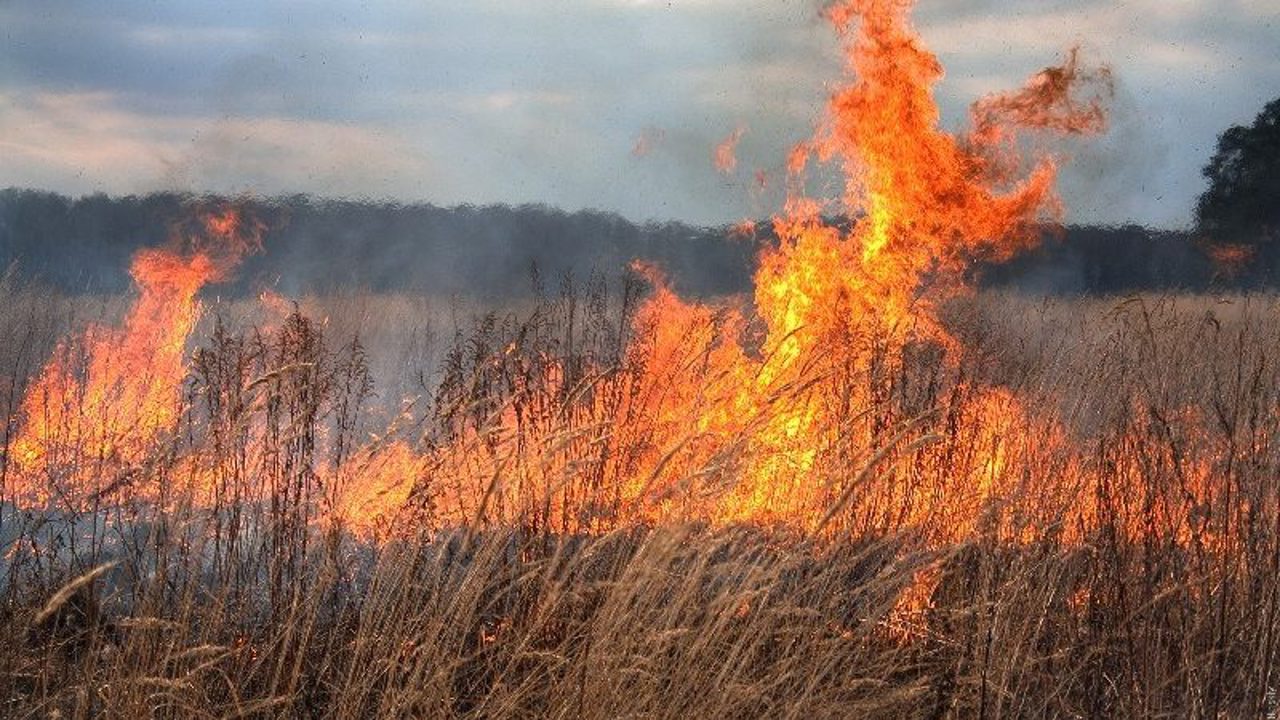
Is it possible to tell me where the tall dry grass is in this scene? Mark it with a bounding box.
[5,278,1280,717]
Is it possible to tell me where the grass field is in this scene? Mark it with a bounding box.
[4,273,1280,718]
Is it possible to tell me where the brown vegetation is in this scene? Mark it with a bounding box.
[4,279,1280,717]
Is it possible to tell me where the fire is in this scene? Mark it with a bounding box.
[603,0,1111,530]
[8,0,1115,552]
[714,125,747,174]
[330,440,425,538]
[1207,243,1255,280]
[729,219,758,240]
[10,205,261,507]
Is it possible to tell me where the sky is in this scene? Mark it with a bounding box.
[1,0,1277,229]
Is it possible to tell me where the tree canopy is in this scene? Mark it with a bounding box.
[1196,97,1280,246]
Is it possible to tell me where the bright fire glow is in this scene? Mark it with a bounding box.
[9,0,1120,549]
[11,207,262,507]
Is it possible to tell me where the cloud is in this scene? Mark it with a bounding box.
[0,91,428,199]
[0,0,1276,229]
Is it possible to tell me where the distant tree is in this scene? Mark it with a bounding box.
[1196,97,1280,247]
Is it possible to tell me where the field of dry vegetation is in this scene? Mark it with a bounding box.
[0,2,1255,715]
[4,268,1280,718]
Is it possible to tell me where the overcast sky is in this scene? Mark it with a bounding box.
[2,0,1276,229]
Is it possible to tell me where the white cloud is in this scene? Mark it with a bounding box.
[0,91,428,200]
[0,0,1275,229]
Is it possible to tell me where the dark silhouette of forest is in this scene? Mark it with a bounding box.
[0,190,757,298]
[6,97,1280,297]
[0,188,1271,298]
[1196,98,1280,249]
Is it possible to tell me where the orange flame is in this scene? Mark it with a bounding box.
[714,125,747,174]
[1207,243,1255,280]
[8,0,1116,551]
[311,0,1112,537]
[11,205,261,506]
[599,0,1112,529]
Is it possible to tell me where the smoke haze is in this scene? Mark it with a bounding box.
[1,1,1276,229]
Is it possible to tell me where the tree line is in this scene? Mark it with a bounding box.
[3,96,1277,297]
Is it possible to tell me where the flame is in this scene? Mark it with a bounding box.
[330,441,425,539]
[599,0,1112,530]
[1207,243,1255,280]
[8,0,1118,556]
[714,125,747,174]
[320,0,1099,538]
[729,220,758,240]
[16,5,1270,661]
[10,205,261,506]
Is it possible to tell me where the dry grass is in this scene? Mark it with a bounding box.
[5,279,1280,717]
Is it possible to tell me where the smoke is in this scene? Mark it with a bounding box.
[2,0,1276,230]
[1054,76,1175,227]
[0,191,759,298]
[0,189,1252,300]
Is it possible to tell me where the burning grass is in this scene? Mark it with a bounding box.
[4,287,1280,717]
[1,0,1270,716]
